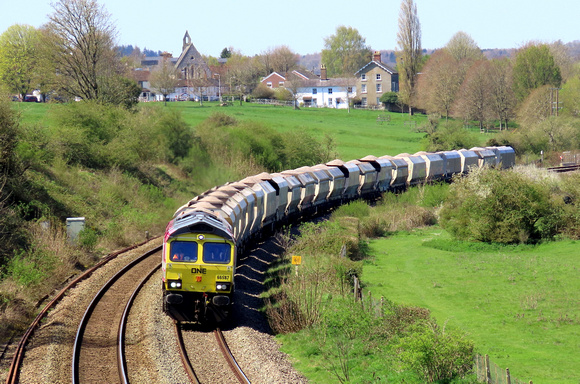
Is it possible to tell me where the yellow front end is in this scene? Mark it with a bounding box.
[162,233,235,322]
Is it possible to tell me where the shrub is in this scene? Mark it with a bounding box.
[251,83,275,99]
[423,120,480,152]
[194,113,335,175]
[440,166,563,243]
[395,319,474,383]
[48,102,195,170]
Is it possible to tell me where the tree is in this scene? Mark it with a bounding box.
[548,41,574,82]
[416,50,463,120]
[453,60,492,131]
[512,44,562,101]
[321,26,371,77]
[284,72,305,110]
[396,0,422,115]
[220,47,232,59]
[149,57,179,106]
[0,24,41,99]
[445,31,483,62]
[225,52,261,105]
[488,59,516,130]
[271,45,298,74]
[43,0,121,102]
[560,75,580,117]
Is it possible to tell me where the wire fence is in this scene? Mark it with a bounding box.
[249,98,294,107]
[352,277,534,384]
[474,354,533,384]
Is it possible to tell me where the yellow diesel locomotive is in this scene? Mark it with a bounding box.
[162,208,236,323]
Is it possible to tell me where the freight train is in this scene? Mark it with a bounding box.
[162,146,515,323]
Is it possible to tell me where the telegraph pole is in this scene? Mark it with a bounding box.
[550,88,561,116]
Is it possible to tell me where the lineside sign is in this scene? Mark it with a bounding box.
[291,255,302,265]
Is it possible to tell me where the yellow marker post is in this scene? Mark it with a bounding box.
[292,255,302,276]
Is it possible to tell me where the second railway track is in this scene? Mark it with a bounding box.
[72,247,161,384]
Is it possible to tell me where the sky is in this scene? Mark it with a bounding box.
[1,0,579,58]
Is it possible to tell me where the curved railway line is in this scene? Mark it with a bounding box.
[175,324,251,384]
[5,239,260,384]
[4,240,159,384]
[71,247,160,383]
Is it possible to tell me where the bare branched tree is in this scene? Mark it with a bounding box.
[453,60,492,131]
[445,31,483,62]
[488,59,516,130]
[150,57,179,105]
[396,0,422,115]
[44,0,119,101]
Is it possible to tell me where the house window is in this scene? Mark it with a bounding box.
[347,87,352,93]
[329,98,333,105]
[361,84,367,93]
[267,82,272,88]
[328,88,333,94]
[361,97,367,106]
[313,88,317,94]
[313,98,317,105]
[361,74,366,81]
[376,73,381,81]
[377,97,381,105]
[279,82,284,87]
[376,84,382,93]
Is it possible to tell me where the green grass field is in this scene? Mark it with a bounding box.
[14,101,494,160]
[364,228,580,383]
[166,101,433,160]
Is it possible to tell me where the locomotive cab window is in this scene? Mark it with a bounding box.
[203,242,231,264]
[170,240,198,262]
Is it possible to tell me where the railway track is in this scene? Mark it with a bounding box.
[4,233,304,383]
[4,240,160,384]
[547,164,580,173]
[71,248,160,383]
[175,324,251,384]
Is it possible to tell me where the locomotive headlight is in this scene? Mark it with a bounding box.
[216,282,231,291]
[168,279,182,289]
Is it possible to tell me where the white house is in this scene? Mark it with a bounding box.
[294,65,356,109]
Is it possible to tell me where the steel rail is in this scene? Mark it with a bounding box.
[71,246,161,384]
[214,328,251,384]
[547,164,580,173]
[5,239,159,384]
[174,323,202,384]
[117,263,161,384]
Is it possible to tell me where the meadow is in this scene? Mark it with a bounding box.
[365,228,579,383]
[12,100,495,160]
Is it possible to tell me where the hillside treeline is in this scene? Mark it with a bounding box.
[413,35,580,157]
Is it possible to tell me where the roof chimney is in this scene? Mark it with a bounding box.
[320,64,327,80]
[373,51,382,62]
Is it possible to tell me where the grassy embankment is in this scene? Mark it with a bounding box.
[365,230,579,384]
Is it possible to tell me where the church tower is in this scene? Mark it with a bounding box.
[183,30,192,51]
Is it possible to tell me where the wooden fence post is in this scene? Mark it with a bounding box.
[485,354,491,384]
[506,368,511,384]
[353,276,359,302]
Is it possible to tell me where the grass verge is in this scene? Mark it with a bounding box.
[364,228,580,383]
